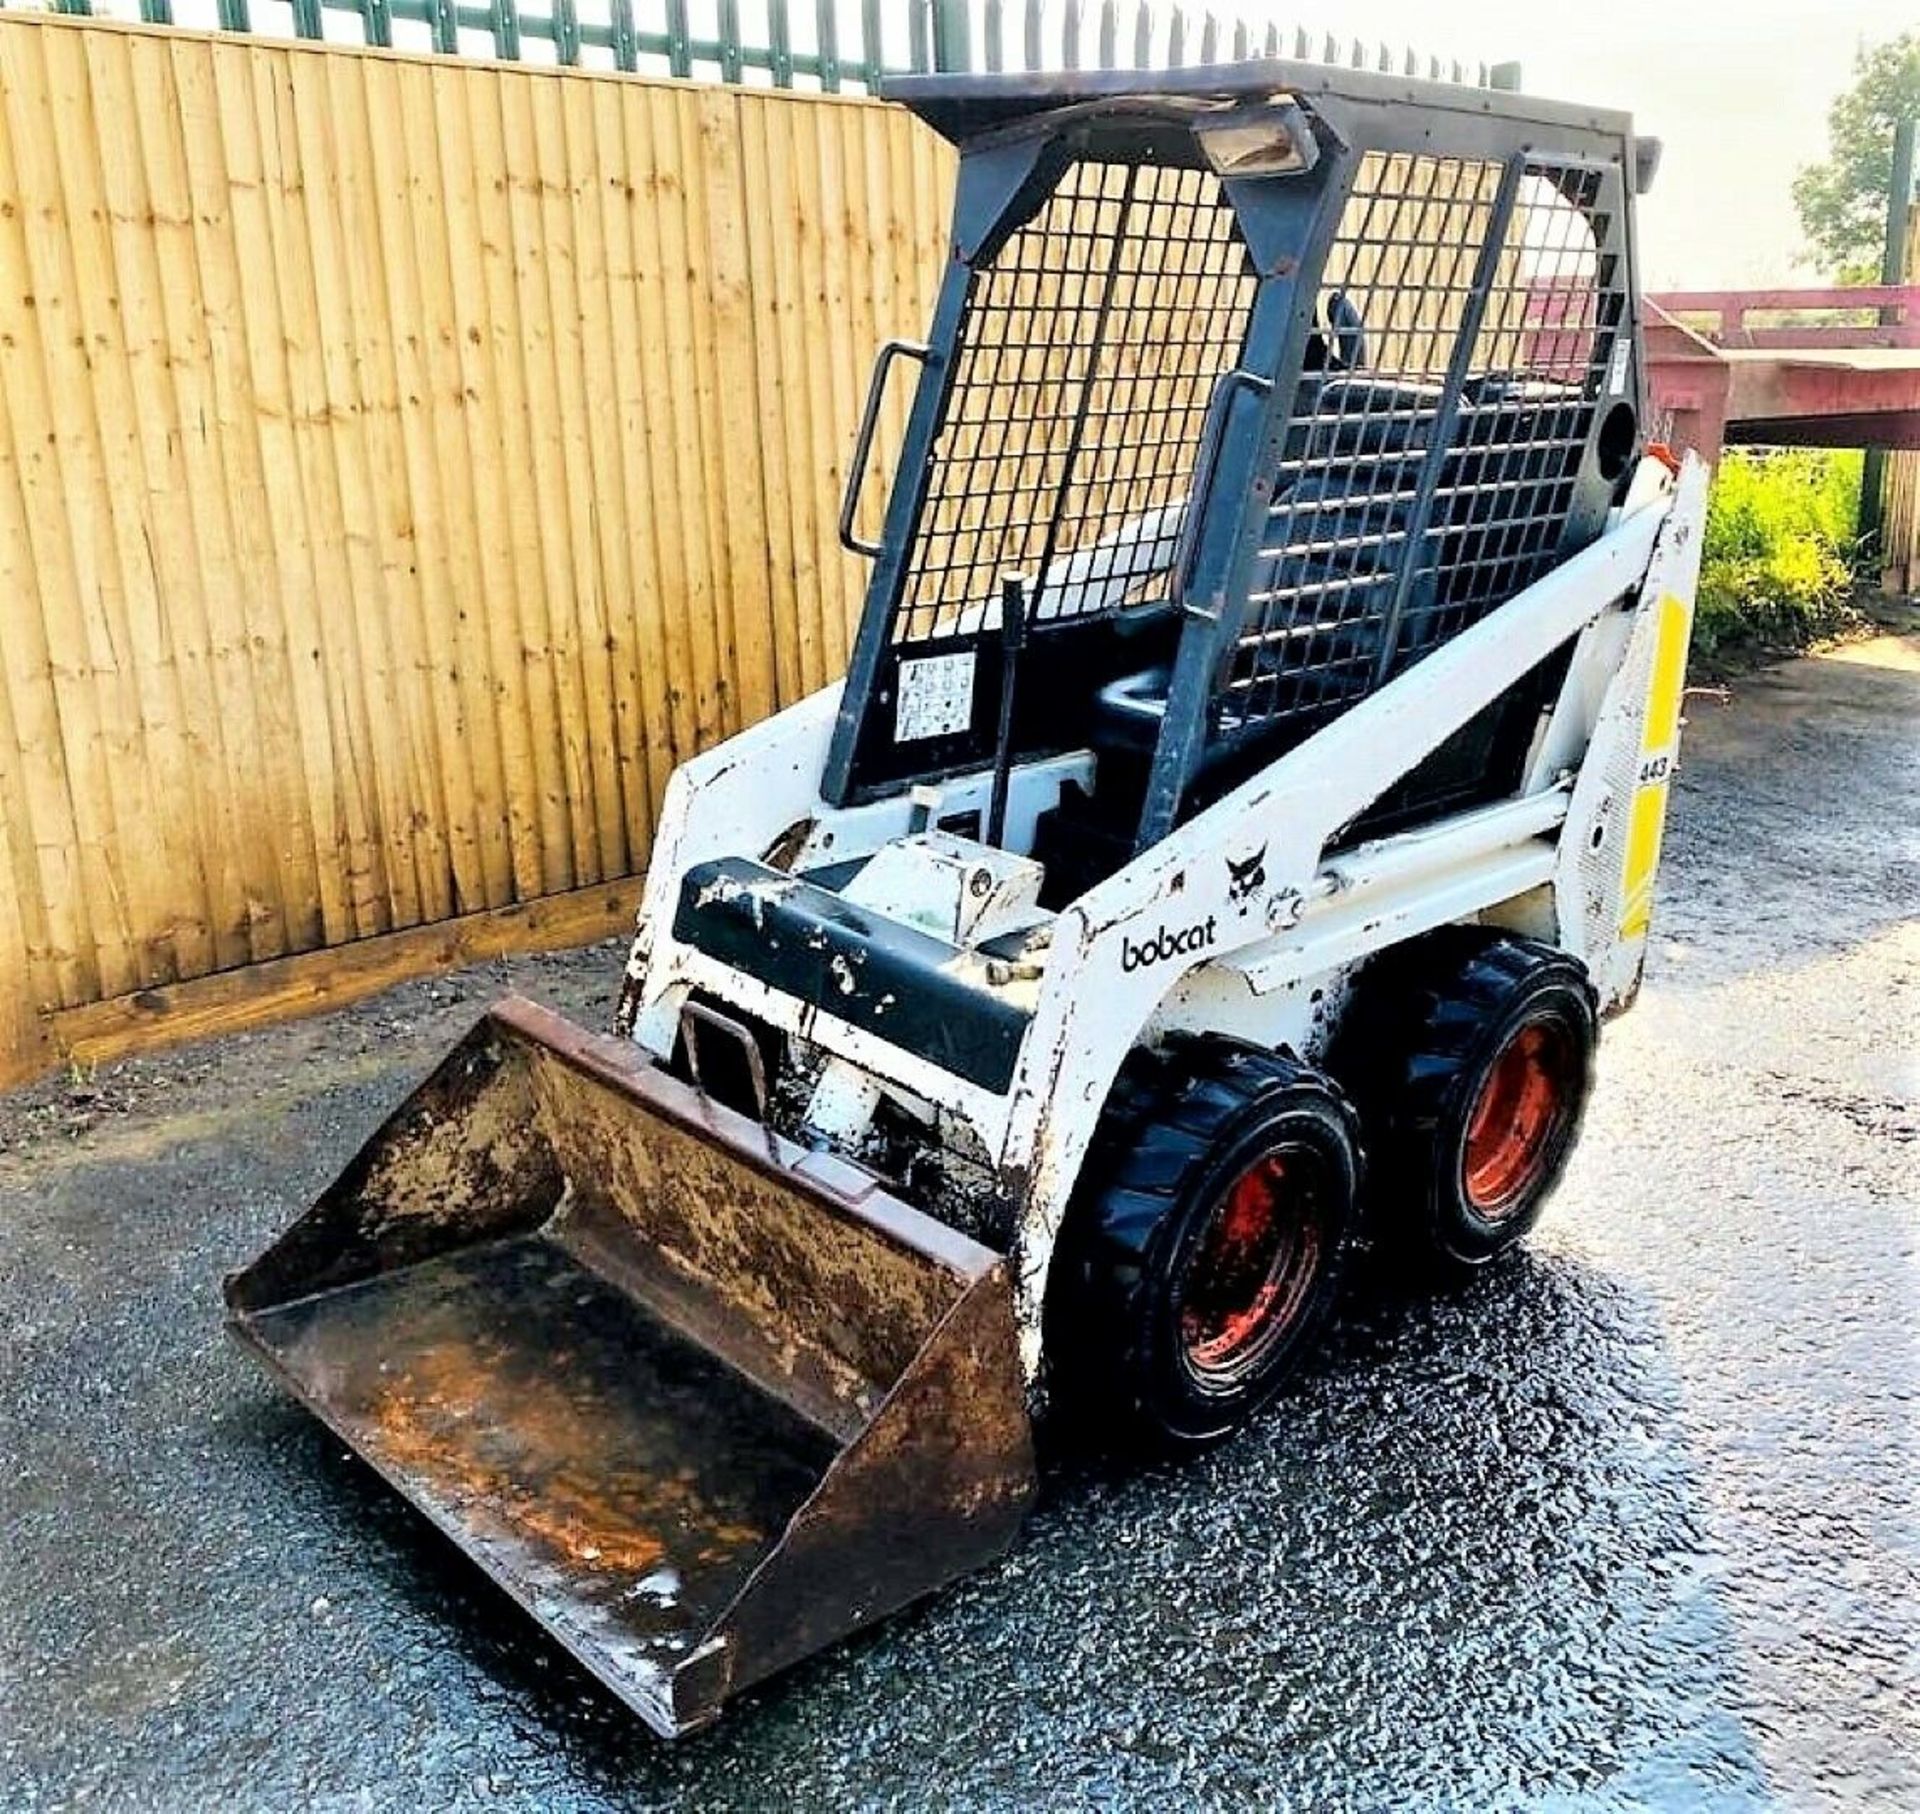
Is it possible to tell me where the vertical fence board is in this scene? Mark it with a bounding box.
[256,45,400,937]
[88,29,253,975]
[530,71,623,883]
[1,22,159,999]
[812,99,862,659]
[837,101,880,649]
[213,39,359,945]
[288,48,424,934]
[589,77,677,817]
[561,75,651,865]
[470,64,575,895]
[412,60,530,903]
[699,86,779,734]
[172,35,330,956]
[656,87,730,752]
[324,50,457,926]
[0,776,47,1082]
[0,108,92,1008]
[788,101,841,686]
[131,34,289,963]
[497,69,593,892]
[0,379,79,1016]
[360,53,487,917]
[52,24,220,984]
[673,90,743,743]
[620,85,703,770]
[738,94,808,709]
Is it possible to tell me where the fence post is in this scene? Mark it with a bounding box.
[665,0,693,76]
[1860,117,1916,555]
[1884,199,1920,593]
[816,0,842,88]
[716,0,744,81]
[931,0,972,70]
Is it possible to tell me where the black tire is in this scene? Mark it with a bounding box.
[1332,928,1598,1274]
[1045,1037,1361,1452]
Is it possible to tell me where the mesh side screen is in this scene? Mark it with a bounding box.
[1223,151,1504,729]
[1396,165,1618,663]
[893,158,1256,644]
[1221,155,1619,737]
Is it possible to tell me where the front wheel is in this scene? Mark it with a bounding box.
[1045,1039,1361,1452]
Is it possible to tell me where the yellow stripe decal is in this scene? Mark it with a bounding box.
[1619,592,1693,938]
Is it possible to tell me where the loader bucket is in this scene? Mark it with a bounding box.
[224,996,1035,1737]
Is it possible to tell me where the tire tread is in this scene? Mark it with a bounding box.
[1331,928,1598,1269]
[1047,1035,1360,1450]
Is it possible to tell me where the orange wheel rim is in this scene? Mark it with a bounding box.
[1179,1152,1322,1381]
[1462,1022,1575,1218]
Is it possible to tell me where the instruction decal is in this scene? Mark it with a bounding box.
[895,652,976,742]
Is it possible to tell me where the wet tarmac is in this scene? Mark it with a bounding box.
[2,635,1915,1811]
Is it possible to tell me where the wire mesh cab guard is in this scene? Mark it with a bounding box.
[824,63,1655,858]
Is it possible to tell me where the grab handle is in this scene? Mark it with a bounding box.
[1173,367,1273,617]
[839,339,933,558]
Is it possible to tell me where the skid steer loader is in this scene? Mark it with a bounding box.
[227,62,1706,1737]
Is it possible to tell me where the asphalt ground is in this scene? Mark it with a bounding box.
[2,633,1915,1811]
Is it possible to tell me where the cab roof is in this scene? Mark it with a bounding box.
[882,60,1637,151]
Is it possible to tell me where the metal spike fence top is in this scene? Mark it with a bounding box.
[9,0,1518,93]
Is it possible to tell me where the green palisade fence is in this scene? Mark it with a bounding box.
[17,0,1519,92]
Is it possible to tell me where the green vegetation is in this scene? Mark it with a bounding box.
[1695,451,1865,660]
[1791,31,1920,281]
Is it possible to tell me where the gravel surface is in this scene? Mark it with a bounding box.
[2,635,1915,1812]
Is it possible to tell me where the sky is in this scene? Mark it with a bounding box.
[1274,0,1916,287]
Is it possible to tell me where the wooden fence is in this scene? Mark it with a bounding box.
[0,12,953,1083]
[1882,206,1920,597]
[1885,459,1920,594]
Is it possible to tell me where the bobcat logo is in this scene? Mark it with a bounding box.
[1226,844,1267,905]
[1120,916,1217,973]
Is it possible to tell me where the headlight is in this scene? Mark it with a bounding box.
[1198,102,1319,179]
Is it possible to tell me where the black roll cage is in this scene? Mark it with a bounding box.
[822,61,1652,855]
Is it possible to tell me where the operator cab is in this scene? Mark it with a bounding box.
[818,64,1644,899]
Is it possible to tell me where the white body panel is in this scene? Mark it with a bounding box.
[621,456,1710,1386]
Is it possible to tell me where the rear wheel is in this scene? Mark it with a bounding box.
[1333,928,1598,1273]
[1045,1039,1361,1452]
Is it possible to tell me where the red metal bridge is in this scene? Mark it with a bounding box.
[1641,286,1920,461]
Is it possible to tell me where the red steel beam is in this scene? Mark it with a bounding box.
[1724,352,1920,451]
[1724,414,1920,451]
[1648,285,1920,351]
[1642,304,1732,459]
[1642,293,1920,461]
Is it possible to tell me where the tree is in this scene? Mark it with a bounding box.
[1792,33,1920,282]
